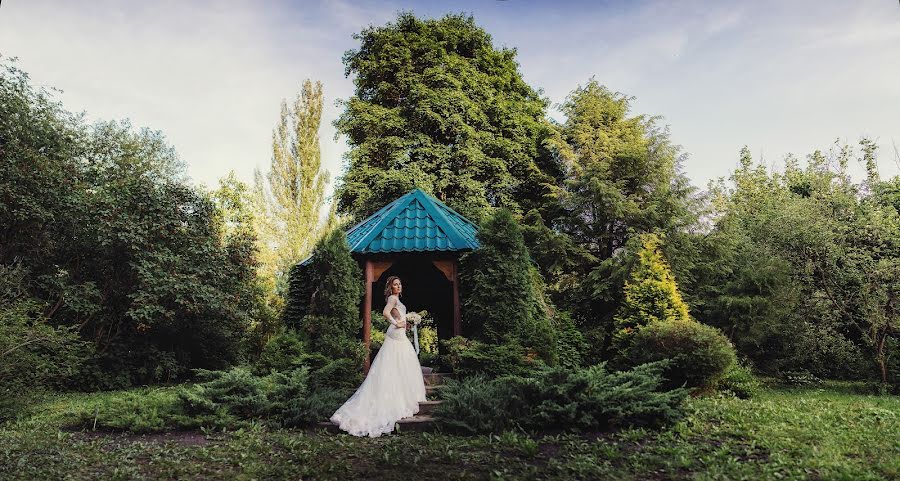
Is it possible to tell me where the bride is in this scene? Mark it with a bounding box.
[329,276,427,437]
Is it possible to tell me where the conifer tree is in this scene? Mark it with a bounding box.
[611,232,691,354]
[294,228,363,363]
[460,209,556,362]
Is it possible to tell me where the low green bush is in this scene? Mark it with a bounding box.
[551,311,588,369]
[254,330,307,375]
[780,369,823,386]
[624,320,737,391]
[70,365,349,433]
[717,359,760,399]
[440,336,543,378]
[435,361,688,434]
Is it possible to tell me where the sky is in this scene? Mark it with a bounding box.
[2,0,899,204]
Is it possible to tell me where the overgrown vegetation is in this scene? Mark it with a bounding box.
[2,384,897,480]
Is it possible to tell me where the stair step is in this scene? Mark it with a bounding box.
[425,385,443,399]
[423,373,452,386]
[317,414,437,434]
[417,400,442,416]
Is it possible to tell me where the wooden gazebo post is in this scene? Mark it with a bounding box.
[362,259,373,373]
[452,259,461,337]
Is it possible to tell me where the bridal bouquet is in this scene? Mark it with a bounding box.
[405,312,422,325]
[405,312,423,354]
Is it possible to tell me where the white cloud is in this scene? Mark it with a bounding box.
[1,0,897,202]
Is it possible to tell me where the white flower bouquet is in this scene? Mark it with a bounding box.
[405,311,423,354]
[405,312,422,325]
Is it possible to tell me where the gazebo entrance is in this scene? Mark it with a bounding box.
[369,254,455,342]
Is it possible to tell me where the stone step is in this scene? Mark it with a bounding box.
[317,414,437,434]
[417,400,442,416]
[423,372,452,386]
[425,385,443,399]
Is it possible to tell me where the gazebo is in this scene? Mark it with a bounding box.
[342,188,480,373]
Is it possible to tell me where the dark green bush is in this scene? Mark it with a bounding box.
[254,330,307,375]
[625,320,737,391]
[440,336,543,378]
[278,387,353,428]
[435,361,688,434]
[551,311,588,369]
[717,359,760,399]
[178,367,274,419]
[72,365,352,432]
[780,369,822,386]
[459,209,556,363]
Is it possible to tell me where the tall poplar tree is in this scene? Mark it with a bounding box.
[255,80,330,289]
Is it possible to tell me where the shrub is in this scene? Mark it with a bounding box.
[435,361,688,434]
[624,320,737,391]
[552,311,588,369]
[278,387,353,428]
[71,365,351,432]
[0,266,93,418]
[177,367,274,419]
[717,359,760,399]
[440,336,543,378]
[253,330,307,375]
[780,369,822,386]
[70,387,233,433]
[611,233,693,356]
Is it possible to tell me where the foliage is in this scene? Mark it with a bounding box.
[460,208,556,363]
[0,265,93,418]
[253,79,331,295]
[625,320,737,391]
[550,310,588,370]
[290,228,365,379]
[334,12,563,222]
[716,359,760,399]
[439,336,541,378]
[253,330,307,375]
[699,142,900,382]
[611,232,692,356]
[537,79,698,363]
[4,384,900,480]
[435,362,688,434]
[1,58,269,388]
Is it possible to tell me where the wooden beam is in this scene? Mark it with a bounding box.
[363,259,373,374]
[431,259,454,281]
[372,259,394,281]
[452,259,461,337]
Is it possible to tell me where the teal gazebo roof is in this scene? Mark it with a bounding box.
[345,188,480,254]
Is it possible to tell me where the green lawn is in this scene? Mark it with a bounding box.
[1,384,897,480]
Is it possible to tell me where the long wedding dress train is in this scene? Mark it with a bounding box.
[329,297,427,437]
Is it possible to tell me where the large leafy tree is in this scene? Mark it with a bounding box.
[334,12,562,223]
[0,58,268,388]
[694,142,900,383]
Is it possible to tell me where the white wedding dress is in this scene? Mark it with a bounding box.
[329,295,427,437]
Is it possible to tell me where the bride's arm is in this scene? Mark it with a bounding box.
[383,295,403,327]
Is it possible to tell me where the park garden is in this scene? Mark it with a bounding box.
[1,12,898,481]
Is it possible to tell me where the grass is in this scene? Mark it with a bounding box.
[0,383,898,480]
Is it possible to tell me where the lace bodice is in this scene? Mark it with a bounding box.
[384,294,407,326]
